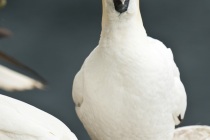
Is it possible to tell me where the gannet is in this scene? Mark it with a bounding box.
[0,94,78,140]
[0,28,45,91]
[72,0,187,140]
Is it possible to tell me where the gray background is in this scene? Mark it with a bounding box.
[0,0,210,139]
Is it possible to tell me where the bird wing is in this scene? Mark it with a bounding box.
[0,64,44,91]
[0,51,46,91]
[162,48,187,125]
[0,94,77,140]
[173,125,210,140]
[0,31,46,91]
[166,48,187,125]
[170,76,187,125]
[148,37,187,125]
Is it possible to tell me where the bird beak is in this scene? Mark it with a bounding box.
[113,0,129,13]
[121,0,126,5]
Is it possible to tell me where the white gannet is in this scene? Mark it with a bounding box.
[72,0,187,140]
[0,28,45,91]
[0,94,78,140]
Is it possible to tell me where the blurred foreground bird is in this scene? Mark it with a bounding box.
[0,28,45,91]
[72,0,187,140]
[0,94,78,140]
[174,125,210,140]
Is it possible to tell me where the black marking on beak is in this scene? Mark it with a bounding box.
[113,0,130,14]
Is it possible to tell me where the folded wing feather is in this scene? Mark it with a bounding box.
[0,65,44,91]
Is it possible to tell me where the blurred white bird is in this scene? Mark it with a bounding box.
[0,28,45,91]
[174,125,210,140]
[72,0,187,140]
[0,94,78,140]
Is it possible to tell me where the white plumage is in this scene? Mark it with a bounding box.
[0,0,208,140]
[174,126,210,140]
[0,65,44,91]
[0,94,77,140]
[72,0,187,140]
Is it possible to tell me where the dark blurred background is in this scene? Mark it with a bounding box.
[0,0,210,139]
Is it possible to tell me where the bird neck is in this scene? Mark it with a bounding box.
[99,6,147,47]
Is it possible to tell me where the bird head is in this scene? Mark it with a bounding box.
[113,0,131,14]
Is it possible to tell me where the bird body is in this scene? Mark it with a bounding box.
[73,0,187,139]
[0,94,77,140]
